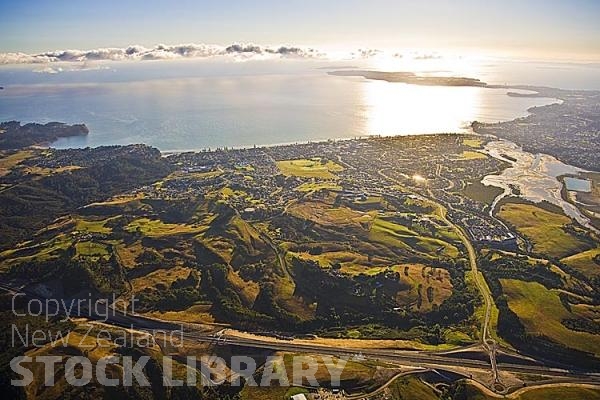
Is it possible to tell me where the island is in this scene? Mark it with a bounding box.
[328,69,488,87]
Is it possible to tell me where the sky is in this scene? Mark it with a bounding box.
[1,0,600,61]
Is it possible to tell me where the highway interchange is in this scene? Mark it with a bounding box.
[2,281,600,396]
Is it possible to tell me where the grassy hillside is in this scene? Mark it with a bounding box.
[561,247,600,278]
[500,279,600,356]
[498,202,593,258]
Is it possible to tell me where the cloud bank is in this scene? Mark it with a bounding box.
[0,43,457,78]
[0,43,325,65]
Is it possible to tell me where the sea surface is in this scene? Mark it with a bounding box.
[0,58,598,151]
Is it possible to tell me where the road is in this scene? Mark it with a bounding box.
[435,204,499,383]
[1,282,599,394]
[377,167,501,385]
[187,331,599,385]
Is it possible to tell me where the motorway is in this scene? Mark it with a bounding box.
[2,277,600,395]
[204,331,598,382]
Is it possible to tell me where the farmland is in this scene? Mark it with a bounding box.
[500,279,600,356]
[276,158,343,179]
[561,247,600,278]
[498,202,593,258]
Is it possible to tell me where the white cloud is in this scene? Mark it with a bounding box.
[0,43,325,65]
[412,52,442,60]
[0,43,451,68]
[33,64,112,74]
[352,48,382,58]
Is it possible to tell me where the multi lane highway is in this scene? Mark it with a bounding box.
[2,281,600,394]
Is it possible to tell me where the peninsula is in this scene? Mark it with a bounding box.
[0,121,89,150]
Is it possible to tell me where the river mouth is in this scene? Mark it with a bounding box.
[481,139,597,233]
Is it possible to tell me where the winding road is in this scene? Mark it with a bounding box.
[377,167,501,385]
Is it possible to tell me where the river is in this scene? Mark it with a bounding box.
[481,139,598,233]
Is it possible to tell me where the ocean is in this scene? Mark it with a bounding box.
[0,57,598,151]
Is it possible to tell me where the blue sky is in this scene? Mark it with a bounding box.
[1,0,599,59]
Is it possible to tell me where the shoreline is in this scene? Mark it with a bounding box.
[10,76,561,152]
[157,131,477,155]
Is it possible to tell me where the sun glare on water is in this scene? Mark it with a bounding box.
[362,80,481,135]
[356,53,491,136]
